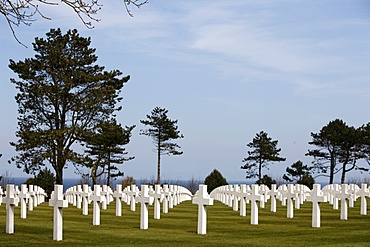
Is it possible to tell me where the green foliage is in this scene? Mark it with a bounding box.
[8,28,129,184]
[140,107,184,184]
[204,169,228,193]
[83,120,135,186]
[120,176,136,189]
[241,131,285,183]
[256,175,276,189]
[283,161,315,189]
[25,167,55,198]
[307,119,366,184]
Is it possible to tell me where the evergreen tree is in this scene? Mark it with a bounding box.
[140,107,184,184]
[83,120,135,186]
[204,169,228,193]
[283,161,315,189]
[9,29,129,184]
[306,119,365,184]
[26,167,55,198]
[241,131,285,184]
[256,175,276,189]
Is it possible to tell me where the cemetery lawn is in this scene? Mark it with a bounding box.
[0,199,369,246]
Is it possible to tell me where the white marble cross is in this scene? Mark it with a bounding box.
[91,185,105,225]
[162,184,170,213]
[247,184,263,225]
[282,184,295,218]
[152,184,164,219]
[267,184,279,213]
[75,185,82,209]
[306,184,327,228]
[332,184,340,210]
[4,184,19,234]
[357,183,370,215]
[336,184,351,220]
[128,185,138,211]
[18,184,29,219]
[112,184,124,217]
[192,185,214,234]
[137,185,154,230]
[101,185,109,210]
[49,184,68,241]
[28,185,35,211]
[237,184,249,217]
[81,184,90,215]
[259,185,268,209]
[168,185,174,209]
[232,185,240,211]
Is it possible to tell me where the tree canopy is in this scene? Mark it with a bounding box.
[241,131,285,184]
[82,120,135,186]
[204,169,228,193]
[140,107,184,184]
[25,167,55,198]
[283,160,314,189]
[306,119,366,184]
[9,28,130,184]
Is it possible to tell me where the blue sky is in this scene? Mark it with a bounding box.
[1,0,370,183]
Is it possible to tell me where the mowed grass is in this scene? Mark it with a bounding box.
[0,198,369,246]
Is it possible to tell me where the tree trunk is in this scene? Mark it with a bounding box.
[157,145,161,185]
[56,166,63,185]
[107,156,111,186]
[258,159,262,184]
[341,163,346,184]
[329,152,335,184]
[91,166,97,186]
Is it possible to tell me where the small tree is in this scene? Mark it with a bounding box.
[256,175,276,189]
[120,176,136,189]
[187,176,201,195]
[0,171,14,189]
[83,120,135,186]
[25,167,55,198]
[241,131,286,184]
[140,107,184,184]
[283,161,315,189]
[204,169,228,193]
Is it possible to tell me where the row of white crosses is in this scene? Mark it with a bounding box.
[209,183,370,230]
[2,184,47,235]
[61,183,193,232]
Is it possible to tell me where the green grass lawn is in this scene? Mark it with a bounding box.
[0,198,369,246]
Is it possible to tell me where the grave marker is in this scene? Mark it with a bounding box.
[192,185,214,234]
[247,184,263,225]
[49,184,68,241]
[358,183,370,215]
[91,185,105,225]
[336,184,351,220]
[112,184,124,217]
[18,184,29,219]
[4,184,19,234]
[282,184,295,218]
[137,185,154,230]
[306,184,327,228]
[152,184,164,219]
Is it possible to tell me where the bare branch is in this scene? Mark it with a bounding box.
[2,0,148,46]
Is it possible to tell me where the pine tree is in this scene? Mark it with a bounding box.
[9,29,129,184]
[140,107,184,184]
[241,131,285,184]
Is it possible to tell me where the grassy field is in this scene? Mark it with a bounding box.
[0,198,369,246]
